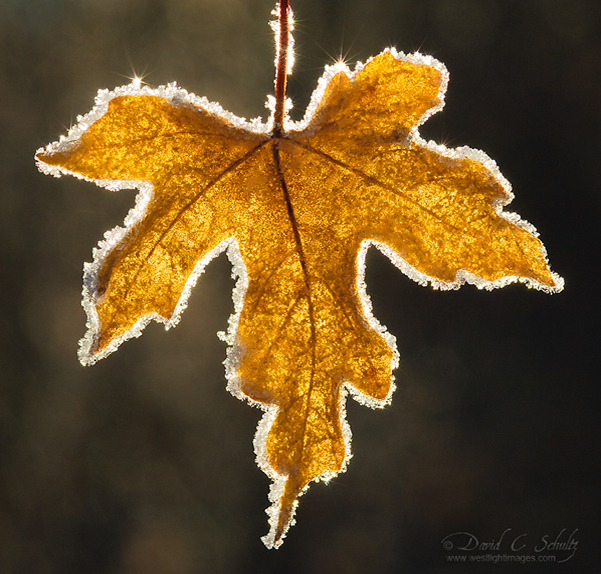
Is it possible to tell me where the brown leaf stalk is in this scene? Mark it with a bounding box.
[273,0,290,137]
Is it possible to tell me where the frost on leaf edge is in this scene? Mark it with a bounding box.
[287,47,449,134]
[35,48,563,548]
[291,48,563,294]
[222,239,399,550]
[34,80,276,366]
[33,73,402,541]
[35,51,562,369]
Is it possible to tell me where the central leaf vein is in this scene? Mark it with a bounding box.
[273,139,316,472]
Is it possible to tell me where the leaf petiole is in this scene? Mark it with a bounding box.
[273,0,291,137]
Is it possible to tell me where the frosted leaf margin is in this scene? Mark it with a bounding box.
[35,47,563,550]
[35,79,272,367]
[290,48,563,294]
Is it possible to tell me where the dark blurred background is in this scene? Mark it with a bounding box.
[1,0,599,572]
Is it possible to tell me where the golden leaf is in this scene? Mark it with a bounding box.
[36,14,562,548]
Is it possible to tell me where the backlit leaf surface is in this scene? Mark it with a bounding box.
[36,45,562,547]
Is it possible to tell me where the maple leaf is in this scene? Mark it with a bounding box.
[36,1,562,548]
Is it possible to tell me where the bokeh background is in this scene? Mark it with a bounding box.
[1,0,599,572]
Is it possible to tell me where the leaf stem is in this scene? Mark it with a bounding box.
[273,0,290,137]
